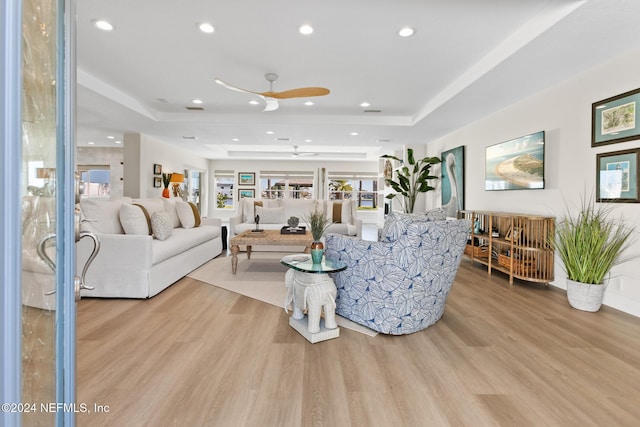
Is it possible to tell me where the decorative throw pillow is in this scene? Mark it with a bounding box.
[326,200,353,225]
[176,200,201,228]
[119,203,151,235]
[161,198,182,228]
[188,202,201,227]
[255,206,285,224]
[150,212,173,241]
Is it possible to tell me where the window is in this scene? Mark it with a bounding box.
[328,172,378,210]
[260,171,315,199]
[214,170,234,209]
[78,165,110,198]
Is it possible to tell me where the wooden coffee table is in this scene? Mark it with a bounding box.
[229,230,313,274]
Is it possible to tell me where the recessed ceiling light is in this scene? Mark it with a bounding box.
[304,101,314,106]
[360,102,371,108]
[249,100,259,105]
[305,139,312,143]
[93,20,114,31]
[107,135,115,139]
[350,132,359,136]
[115,140,122,144]
[88,141,95,145]
[192,99,203,104]
[231,138,239,142]
[299,24,314,35]
[266,131,275,135]
[198,22,215,34]
[398,27,415,37]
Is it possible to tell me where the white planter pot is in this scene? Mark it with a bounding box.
[566,279,605,312]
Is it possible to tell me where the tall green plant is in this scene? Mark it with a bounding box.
[552,195,636,284]
[303,210,332,241]
[381,148,441,213]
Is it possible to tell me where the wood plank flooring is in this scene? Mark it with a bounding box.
[76,257,640,426]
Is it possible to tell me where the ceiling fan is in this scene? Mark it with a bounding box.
[214,73,330,112]
[290,146,318,158]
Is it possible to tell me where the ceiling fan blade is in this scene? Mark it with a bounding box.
[261,87,330,99]
[216,78,279,111]
[214,78,260,96]
[262,96,279,112]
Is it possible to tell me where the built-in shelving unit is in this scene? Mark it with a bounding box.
[458,210,555,285]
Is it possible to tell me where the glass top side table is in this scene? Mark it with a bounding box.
[280,254,346,343]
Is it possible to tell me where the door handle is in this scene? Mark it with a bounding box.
[38,210,101,301]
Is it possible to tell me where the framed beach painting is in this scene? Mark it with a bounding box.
[485,131,545,191]
[441,146,464,217]
[592,88,640,147]
[239,188,255,199]
[238,172,255,186]
[596,148,640,203]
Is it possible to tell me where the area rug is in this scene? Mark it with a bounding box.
[187,252,377,337]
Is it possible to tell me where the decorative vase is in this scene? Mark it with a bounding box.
[310,241,324,264]
[162,188,170,198]
[566,279,604,312]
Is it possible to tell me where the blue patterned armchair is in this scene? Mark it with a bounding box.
[325,212,470,335]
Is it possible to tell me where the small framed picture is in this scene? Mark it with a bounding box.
[505,227,522,243]
[592,88,640,147]
[238,172,255,186]
[596,148,640,203]
[153,177,162,188]
[153,164,162,175]
[239,188,255,199]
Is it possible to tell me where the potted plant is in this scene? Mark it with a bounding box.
[381,148,441,213]
[161,173,171,198]
[303,210,333,264]
[552,194,636,312]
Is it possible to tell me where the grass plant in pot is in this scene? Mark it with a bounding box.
[552,195,636,312]
[303,210,332,264]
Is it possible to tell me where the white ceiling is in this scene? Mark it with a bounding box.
[76,0,640,161]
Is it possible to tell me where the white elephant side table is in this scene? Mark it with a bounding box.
[281,254,347,343]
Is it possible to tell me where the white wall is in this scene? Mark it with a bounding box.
[124,133,210,210]
[207,158,379,222]
[427,47,640,317]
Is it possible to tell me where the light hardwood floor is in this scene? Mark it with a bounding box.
[76,257,640,426]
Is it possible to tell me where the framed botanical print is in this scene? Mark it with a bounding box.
[592,88,640,147]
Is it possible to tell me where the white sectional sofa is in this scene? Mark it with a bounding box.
[77,196,223,299]
[229,197,362,238]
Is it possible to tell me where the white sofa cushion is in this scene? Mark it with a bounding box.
[161,198,182,228]
[242,198,280,223]
[81,197,132,234]
[151,212,173,241]
[281,198,320,222]
[255,206,285,224]
[119,204,152,235]
[152,226,219,264]
[176,200,201,228]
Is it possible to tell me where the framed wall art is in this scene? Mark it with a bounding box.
[441,145,465,217]
[153,163,162,175]
[592,87,640,147]
[485,131,545,191]
[153,176,162,188]
[596,148,640,203]
[239,188,255,199]
[238,172,255,186]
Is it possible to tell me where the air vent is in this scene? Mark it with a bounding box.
[364,109,382,113]
[185,106,204,111]
[276,137,291,142]
[156,98,169,103]
[182,136,198,140]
